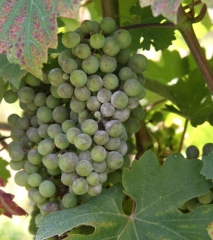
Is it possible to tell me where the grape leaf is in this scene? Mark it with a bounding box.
[201,152,213,180]
[139,0,182,23]
[0,189,27,218]
[127,5,176,51]
[36,150,213,240]
[0,0,81,83]
[0,54,26,88]
[0,157,11,184]
[0,75,9,102]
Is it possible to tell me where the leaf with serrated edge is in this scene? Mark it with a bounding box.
[0,0,81,79]
[139,0,182,23]
[0,158,11,184]
[201,152,213,180]
[0,54,26,88]
[36,150,213,240]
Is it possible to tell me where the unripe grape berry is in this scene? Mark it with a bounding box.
[90,33,106,49]
[39,180,56,198]
[62,31,80,48]
[75,160,93,177]
[72,177,89,195]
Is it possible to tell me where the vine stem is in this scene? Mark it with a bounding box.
[119,22,175,30]
[0,122,12,131]
[178,119,189,153]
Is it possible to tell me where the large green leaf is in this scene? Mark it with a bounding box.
[0,76,9,103]
[0,157,10,184]
[36,150,213,240]
[127,5,176,51]
[139,0,181,23]
[201,152,213,181]
[0,53,26,88]
[0,0,80,84]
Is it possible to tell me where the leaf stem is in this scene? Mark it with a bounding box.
[145,99,167,112]
[178,119,189,153]
[0,123,12,131]
[119,22,175,30]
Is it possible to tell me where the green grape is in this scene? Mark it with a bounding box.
[66,127,81,144]
[123,79,142,97]
[9,160,24,171]
[42,153,59,170]
[128,97,139,109]
[91,20,100,33]
[62,193,77,208]
[103,73,118,90]
[87,183,102,196]
[50,85,61,99]
[11,128,25,140]
[99,172,108,184]
[46,94,60,109]
[91,145,107,162]
[35,213,44,225]
[70,97,86,113]
[186,145,199,159]
[41,70,50,84]
[99,54,117,73]
[70,111,79,123]
[74,133,92,150]
[21,135,35,149]
[86,75,103,92]
[62,31,80,48]
[119,125,127,141]
[40,201,59,215]
[131,107,145,121]
[116,140,128,156]
[8,113,20,126]
[100,17,116,33]
[30,115,39,128]
[48,68,65,87]
[52,106,69,123]
[97,88,112,103]
[39,180,56,198]
[86,96,101,112]
[58,152,79,172]
[125,117,140,133]
[74,86,91,101]
[92,161,107,173]
[115,48,130,65]
[178,202,188,211]
[27,149,42,165]
[198,191,213,204]
[90,33,105,49]
[58,49,75,67]
[38,124,49,138]
[102,37,120,56]
[47,124,62,139]
[111,91,128,109]
[62,120,76,133]
[70,70,87,88]
[104,137,121,150]
[62,73,69,80]
[119,67,133,81]
[34,93,47,107]
[37,138,54,156]
[131,72,137,79]
[61,172,79,186]
[86,172,100,185]
[24,161,39,174]
[106,151,123,170]
[36,106,52,123]
[81,119,98,136]
[105,120,123,137]
[186,198,199,211]
[72,177,89,195]
[28,187,38,201]
[61,58,78,74]
[8,144,25,161]
[57,83,74,99]
[14,170,29,186]
[82,55,99,74]
[113,29,131,49]
[79,150,92,162]
[17,117,30,130]
[93,130,109,145]
[54,133,69,150]
[25,74,41,86]
[202,143,213,155]
[33,191,47,204]
[4,90,18,103]
[81,20,95,34]
[75,43,91,59]
[101,103,115,117]
[136,85,146,100]
[18,87,35,103]
[75,160,93,177]
[94,111,101,120]
[27,173,42,187]
[128,54,148,73]
[26,127,42,143]
[137,73,146,85]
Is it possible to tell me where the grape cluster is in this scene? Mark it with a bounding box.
[6,17,148,224]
